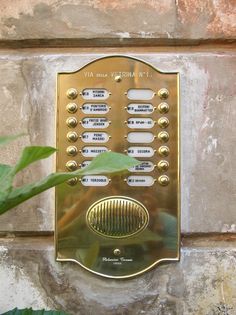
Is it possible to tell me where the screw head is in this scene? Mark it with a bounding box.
[113,248,121,256]
[115,75,122,82]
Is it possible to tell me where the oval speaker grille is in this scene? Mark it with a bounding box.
[86,196,149,238]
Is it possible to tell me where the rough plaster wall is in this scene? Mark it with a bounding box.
[0,0,235,314]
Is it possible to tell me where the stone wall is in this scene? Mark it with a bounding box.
[0,1,235,314]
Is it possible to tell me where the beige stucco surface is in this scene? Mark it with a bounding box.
[0,0,235,314]
[0,50,235,233]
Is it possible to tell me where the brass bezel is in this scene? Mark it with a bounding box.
[55,54,180,279]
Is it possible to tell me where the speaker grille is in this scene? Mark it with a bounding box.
[86,196,149,238]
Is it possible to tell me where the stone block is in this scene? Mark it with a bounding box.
[0,0,235,44]
[0,237,236,314]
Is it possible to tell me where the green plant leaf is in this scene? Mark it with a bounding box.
[0,134,26,146]
[0,152,139,214]
[75,151,139,175]
[0,164,14,200]
[14,146,57,174]
[2,308,69,315]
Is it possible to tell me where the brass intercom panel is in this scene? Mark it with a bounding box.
[56,55,180,278]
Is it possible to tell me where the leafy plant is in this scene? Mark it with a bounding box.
[0,134,139,215]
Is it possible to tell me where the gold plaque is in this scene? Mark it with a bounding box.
[56,55,180,278]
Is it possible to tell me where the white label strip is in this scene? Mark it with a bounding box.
[82,89,109,100]
[129,161,155,172]
[127,118,154,129]
[127,103,154,114]
[81,146,108,157]
[81,132,109,143]
[126,176,155,187]
[127,147,155,157]
[81,103,109,114]
[127,89,154,100]
[81,176,109,186]
[127,132,154,143]
[81,118,109,129]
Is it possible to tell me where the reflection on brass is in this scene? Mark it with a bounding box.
[158,146,170,157]
[158,131,169,142]
[67,177,78,186]
[158,102,169,114]
[86,196,149,238]
[114,249,121,256]
[66,117,78,128]
[158,88,169,99]
[66,103,78,113]
[67,131,78,142]
[158,175,170,186]
[66,146,78,156]
[66,88,78,99]
[158,117,169,128]
[56,55,180,279]
[157,160,169,171]
[115,75,122,82]
[66,160,78,171]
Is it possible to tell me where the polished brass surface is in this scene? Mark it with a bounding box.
[66,117,78,128]
[67,131,78,142]
[66,102,78,113]
[86,196,149,238]
[66,88,78,99]
[158,146,170,157]
[66,146,78,156]
[158,117,169,128]
[66,160,78,171]
[158,175,170,186]
[157,160,169,171]
[67,177,78,186]
[158,88,169,100]
[158,131,169,142]
[114,249,121,256]
[158,102,169,113]
[56,55,180,279]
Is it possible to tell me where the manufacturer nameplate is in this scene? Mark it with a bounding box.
[127,103,154,114]
[82,89,109,100]
[127,118,155,129]
[82,103,109,114]
[127,176,155,187]
[81,118,109,129]
[127,146,155,157]
[81,175,109,186]
[81,146,108,157]
[81,132,109,143]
